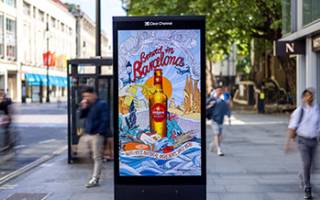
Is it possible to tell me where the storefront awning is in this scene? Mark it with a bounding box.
[25,74,41,86]
[25,74,68,87]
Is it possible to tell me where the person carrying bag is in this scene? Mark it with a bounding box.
[285,88,320,199]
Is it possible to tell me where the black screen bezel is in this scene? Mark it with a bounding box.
[113,16,206,186]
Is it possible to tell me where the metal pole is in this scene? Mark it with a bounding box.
[46,22,50,103]
[96,0,101,56]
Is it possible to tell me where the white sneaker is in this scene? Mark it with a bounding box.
[217,149,224,156]
[86,177,99,188]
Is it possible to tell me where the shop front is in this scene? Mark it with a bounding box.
[24,73,68,103]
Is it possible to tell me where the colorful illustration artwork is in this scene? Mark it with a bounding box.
[118,30,201,176]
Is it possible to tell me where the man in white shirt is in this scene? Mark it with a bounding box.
[287,88,320,199]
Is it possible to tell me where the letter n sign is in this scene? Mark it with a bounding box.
[275,40,305,57]
[286,43,295,53]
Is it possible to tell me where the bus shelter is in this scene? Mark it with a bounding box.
[67,58,113,163]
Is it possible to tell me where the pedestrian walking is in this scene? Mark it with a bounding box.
[286,88,320,199]
[206,86,229,156]
[80,86,109,188]
[257,86,266,113]
[0,89,13,152]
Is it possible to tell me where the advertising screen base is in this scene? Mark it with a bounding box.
[116,185,205,200]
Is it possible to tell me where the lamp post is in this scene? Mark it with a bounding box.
[45,22,50,103]
[96,0,101,57]
[126,61,132,83]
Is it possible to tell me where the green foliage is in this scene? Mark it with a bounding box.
[236,56,252,74]
[128,0,282,63]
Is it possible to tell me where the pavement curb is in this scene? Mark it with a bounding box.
[0,145,67,186]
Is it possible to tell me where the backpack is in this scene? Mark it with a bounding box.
[289,106,304,139]
[206,96,217,120]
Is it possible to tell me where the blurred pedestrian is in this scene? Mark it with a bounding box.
[286,88,320,199]
[80,87,109,188]
[257,86,265,113]
[206,86,229,156]
[0,89,13,152]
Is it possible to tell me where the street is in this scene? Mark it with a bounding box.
[0,103,67,180]
[1,111,319,199]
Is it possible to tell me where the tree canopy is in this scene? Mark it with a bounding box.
[128,0,282,61]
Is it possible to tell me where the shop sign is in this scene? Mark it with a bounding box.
[274,40,305,56]
[312,34,320,51]
[43,51,56,66]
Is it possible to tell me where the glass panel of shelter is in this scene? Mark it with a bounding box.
[70,63,113,160]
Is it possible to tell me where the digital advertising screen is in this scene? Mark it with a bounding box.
[113,17,205,182]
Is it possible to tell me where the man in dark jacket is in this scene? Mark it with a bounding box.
[80,86,109,188]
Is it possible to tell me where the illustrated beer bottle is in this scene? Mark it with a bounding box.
[149,69,167,138]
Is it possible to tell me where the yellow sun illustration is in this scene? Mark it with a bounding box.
[143,76,172,100]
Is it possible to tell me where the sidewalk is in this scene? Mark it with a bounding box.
[1,112,320,200]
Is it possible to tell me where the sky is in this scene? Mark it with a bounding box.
[62,0,126,40]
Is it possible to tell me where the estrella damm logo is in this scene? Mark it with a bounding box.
[151,103,166,122]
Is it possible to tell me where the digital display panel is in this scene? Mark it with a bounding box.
[117,29,202,176]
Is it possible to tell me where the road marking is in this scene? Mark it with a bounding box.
[0,184,17,190]
[53,145,67,155]
[207,117,288,126]
[14,145,26,150]
[38,139,57,144]
[12,124,67,128]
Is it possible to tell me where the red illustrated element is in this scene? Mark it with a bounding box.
[132,46,185,81]
[151,103,166,122]
[162,146,174,153]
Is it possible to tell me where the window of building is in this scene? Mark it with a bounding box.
[282,0,291,34]
[303,0,320,26]
[0,14,4,58]
[23,1,31,16]
[5,18,16,59]
[51,17,56,28]
[38,10,44,22]
[5,0,15,7]
[61,23,64,32]
[69,27,72,36]
[33,7,36,18]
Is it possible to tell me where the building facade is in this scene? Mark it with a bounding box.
[208,43,237,87]
[20,0,75,103]
[281,0,320,105]
[66,4,111,59]
[0,0,19,101]
[0,0,75,103]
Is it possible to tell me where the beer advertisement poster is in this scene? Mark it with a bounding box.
[117,28,202,177]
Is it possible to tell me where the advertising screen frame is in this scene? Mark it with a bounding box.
[113,16,206,188]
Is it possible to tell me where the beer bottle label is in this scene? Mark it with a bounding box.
[151,103,166,122]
